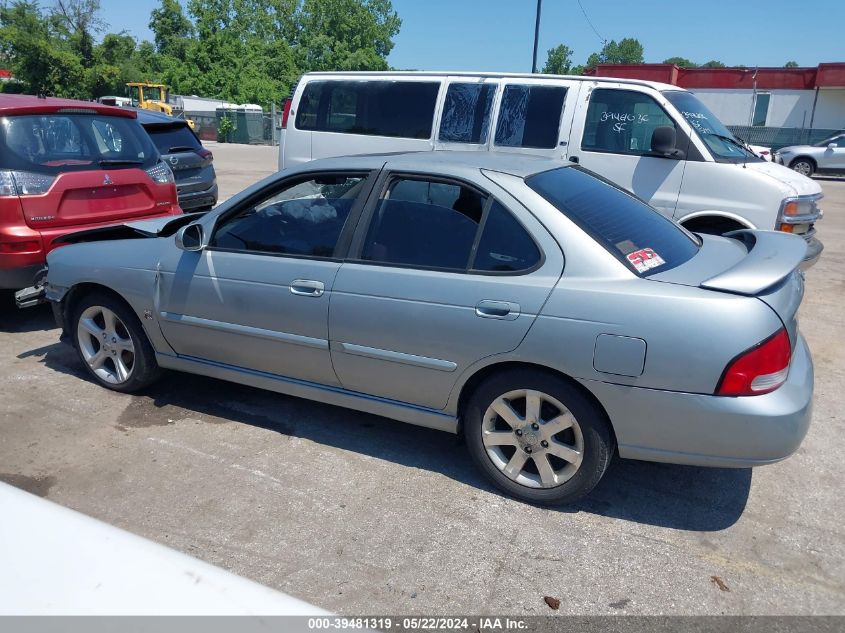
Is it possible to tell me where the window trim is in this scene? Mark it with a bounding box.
[205,170,378,262]
[346,171,545,276]
[580,87,689,159]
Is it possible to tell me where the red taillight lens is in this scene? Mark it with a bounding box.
[281,98,292,129]
[196,148,213,161]
[717,328,791,396]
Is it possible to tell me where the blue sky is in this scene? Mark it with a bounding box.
[99,0,844,71]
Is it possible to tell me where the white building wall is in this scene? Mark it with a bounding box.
[690,88,819,128]
[812,88,845,129]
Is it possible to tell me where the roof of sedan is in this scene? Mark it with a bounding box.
[0,93,136,118]
[300,151,570,178]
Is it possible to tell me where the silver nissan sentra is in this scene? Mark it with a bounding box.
[40,152,813,505]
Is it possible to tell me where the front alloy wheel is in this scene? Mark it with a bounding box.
[791,159,814,176]
[77,305,136,384]
[72,291,162,393]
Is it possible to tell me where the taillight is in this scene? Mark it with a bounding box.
[716,328,791,396]
[196,148,213,161]
[145,161,175,185]
[281,98,292,129]
[0,170,56,196]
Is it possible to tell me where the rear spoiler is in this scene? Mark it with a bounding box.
[700,230,807,296]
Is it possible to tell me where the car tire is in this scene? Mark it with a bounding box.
[464,369,615,506]
[71,291,162,393]
[790,158,815,177]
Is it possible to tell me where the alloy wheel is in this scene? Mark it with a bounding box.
[76,305,136,385]
[792,161,812,176]
[481,389,584,489]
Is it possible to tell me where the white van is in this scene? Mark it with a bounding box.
[278,72,823,265]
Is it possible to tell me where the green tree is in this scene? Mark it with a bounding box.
[585,37,644,68]
[663,56,698,68]
[149,0,193,58]
[785,60,799,68]
[701,60,726,68]
[50,0,104,63]
[541,44,573,75]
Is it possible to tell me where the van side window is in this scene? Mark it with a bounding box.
[438,83,496,144]
[472,201,541,273]
[295,80,440,139]
[494,85,567,149]
[361,178,485,270]
[582,88,677,156]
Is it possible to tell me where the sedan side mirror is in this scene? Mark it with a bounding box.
[828,143,836,151]
[175,223,206,251]
[650,126,685,159]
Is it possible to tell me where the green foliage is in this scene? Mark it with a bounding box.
[585,38,644,68]
[0,0,402,106]
[701,60,726,68]
[785,60,799,68]
[541,44,573,75]
[217,113,235,141]
[663,56,698,68]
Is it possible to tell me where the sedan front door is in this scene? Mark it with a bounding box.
[156,171,373,385]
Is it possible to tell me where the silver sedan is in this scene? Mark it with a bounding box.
[41,152,813,505]
[776,133,845,176]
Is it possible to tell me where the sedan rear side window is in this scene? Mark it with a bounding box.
[494,85,567,149]
[361,178,485,270]
[295,80,440,139]
[527,167,699,276]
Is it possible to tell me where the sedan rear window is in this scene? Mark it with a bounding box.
[526,167,699,276]
[0,114,157,174]
[143,123,201,154]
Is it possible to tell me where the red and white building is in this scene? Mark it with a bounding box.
[587,63,845,130]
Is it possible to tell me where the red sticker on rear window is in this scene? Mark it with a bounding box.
[626,248,665,273]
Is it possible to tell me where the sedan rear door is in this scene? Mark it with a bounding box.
[328,171,563,411]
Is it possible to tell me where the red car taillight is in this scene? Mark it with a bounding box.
[196,148,213,161]
[0,170,56,196]
[281,98,292,129]
[716,328,791,396]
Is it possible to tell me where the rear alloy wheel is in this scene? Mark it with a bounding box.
[465,370,614,505]
[791,158,815,177]
[72,292,161,393]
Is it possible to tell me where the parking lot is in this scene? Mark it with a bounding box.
[0,143,842,615]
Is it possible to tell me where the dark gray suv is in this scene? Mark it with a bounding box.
[136,110,218,212]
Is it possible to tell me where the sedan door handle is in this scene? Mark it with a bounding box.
[290,279,325,297]
[475,300,520,320]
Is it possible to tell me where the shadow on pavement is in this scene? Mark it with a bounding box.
[27,343,751,532]
[0,300,55,334]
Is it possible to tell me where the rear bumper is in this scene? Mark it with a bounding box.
[0,262,44,290]
[178,181,218,211]
[580,334,813,468]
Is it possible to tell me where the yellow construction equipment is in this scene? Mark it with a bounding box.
[126,82,196,130]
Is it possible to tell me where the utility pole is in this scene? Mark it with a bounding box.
[532,0,542,73]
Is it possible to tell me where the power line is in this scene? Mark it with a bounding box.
[576,0,606,46]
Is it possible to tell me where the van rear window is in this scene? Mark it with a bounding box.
[526,167,699,276]
[295,80,440,140]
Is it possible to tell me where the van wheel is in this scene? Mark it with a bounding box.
[464,369,614,505]
[790,158,815,177]
[71,292,162,393]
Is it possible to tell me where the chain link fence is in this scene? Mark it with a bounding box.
[728,125,843,150]
[187,111,282,145]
